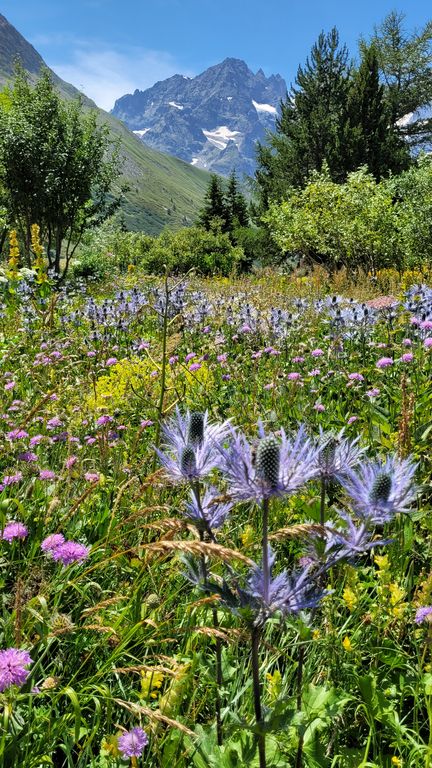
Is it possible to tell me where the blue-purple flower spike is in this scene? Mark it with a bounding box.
[341,455,417,524]
[219,424,320,502]
[156,408,231,482]
[315,427,364,480]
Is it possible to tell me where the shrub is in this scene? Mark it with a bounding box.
[144,226,243,276]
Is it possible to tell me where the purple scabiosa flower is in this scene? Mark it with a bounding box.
[366,388,380,398]
[18,451,38,463]
[184,486,232,531]
[140,419,154,429]
[292,356,305,363]
[376,357,393,369]
[4,381,15,391]
[2,472,23,487]
[424,338,432,349]
[189,362,202,372]
[219,424,319,502]
[157,408,230,483]
[287,372,301,381]
[6,429,29,441]
[313,403,325,412]
[105,358,118,366]
[222,374,231,381]
[51,541,89,566]
[84,472,100,483]
[0,648,32,692]
[65,455,78,470]
[29,435,43,446]
[341,455,417,524]
[185,352,196,363]
[2,522,28,542]
[169,355,178,365]
[311,348,324,358]
[348,372,364,382]
[347,416,357,425]
[96,415,113,427]
[46,417,63,430]
[41,533,65,553]
[314,428,364,481]
[403,338,412,346]
[118,727,149,759]
[415,606,432,624]
[400,353,414,363]
[39,470,56,481]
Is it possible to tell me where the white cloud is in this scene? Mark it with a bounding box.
[47,43,194,111]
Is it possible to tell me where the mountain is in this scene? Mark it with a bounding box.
[0,14,210,234]
[112,58,287,177]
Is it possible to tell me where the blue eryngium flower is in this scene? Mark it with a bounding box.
[244,546,329,622]
[219,424,319,502]
[156,408,231,482]
[184,486,232,531]
[314,428,364,480]
[341,455,417,524]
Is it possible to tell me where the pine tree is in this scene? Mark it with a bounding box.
[226,172,249,229]
[198,174,229,232]
[345,44,410,179]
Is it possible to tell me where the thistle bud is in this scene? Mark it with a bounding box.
[256,435,280,490]
[370,472,392,504]
[187,412,205,447]
[181,445,197,477]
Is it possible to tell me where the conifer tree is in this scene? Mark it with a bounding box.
[198,174,229,232]
[226,171,249,229]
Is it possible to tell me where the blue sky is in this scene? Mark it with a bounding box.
[2,1,431,110]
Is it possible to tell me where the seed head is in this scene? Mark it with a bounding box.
[256,435,280,489]
[180,445,197,477]
[370,472,392,504]
[187,412,205,446]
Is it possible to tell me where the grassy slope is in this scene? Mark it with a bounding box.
[0,13,210,234]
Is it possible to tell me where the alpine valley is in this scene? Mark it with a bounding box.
[112,58,287,177]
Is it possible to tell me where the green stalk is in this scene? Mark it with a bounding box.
[251,626,266,768]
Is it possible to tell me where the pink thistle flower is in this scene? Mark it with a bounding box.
[425,338,432,349]
[347,416,358,425]
[4,381,15,391]
[65,456,78,470]
[51,541,89,566]
[0,648,32,691]
[41,533,65,553]
[376,357,393,369]
[2,522,28,542]
[84,472,100,483]
[314,403,326,412]
[287,372,301,381]
[118,727,149,759]
[348,373,364,382]
[39,470,56,481]
[367,388,380,398]
[96,415,113,427]
[403,338,412,346]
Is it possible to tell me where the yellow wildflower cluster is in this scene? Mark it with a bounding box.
[374,554,408,620]
[31,224,48,284]
[266,669,282,703]
[7,229,20,279]
[342,636,353,652]
[140,669,164,700]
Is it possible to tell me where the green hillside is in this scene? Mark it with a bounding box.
[0,13,210,234]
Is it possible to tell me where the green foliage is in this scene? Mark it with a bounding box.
[144,226,243,276]
[265,157,432,271]
[198,172,249,235]
[0,65,121,275]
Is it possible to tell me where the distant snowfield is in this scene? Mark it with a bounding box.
[133,128,151,136]
[169,101,184,110]
[202,126,242,150]
[252,100,277,115]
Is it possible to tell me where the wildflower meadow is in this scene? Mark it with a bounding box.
[1,235,432,768]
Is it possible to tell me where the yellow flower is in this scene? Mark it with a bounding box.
[391,757,402,766]
[241,525,255,548]
[342,636,353,652]
[266,670,282,703]
[342,586,358,612]
[374,554,389,571]
[141,669,164,700]
[312,629,320,641]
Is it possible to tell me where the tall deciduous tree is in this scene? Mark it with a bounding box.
[0,66,121,275]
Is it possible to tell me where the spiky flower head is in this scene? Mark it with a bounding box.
[315,428,364,480]
[156,407,231,482]
[184,486,232,531]
[341,455,417,524]
[219,423,319,502]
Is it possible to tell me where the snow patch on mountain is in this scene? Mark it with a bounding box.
[169,101,184,110]
[203,126,242,150]
[252,100,277,115]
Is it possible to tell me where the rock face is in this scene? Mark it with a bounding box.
[112,58,287,177]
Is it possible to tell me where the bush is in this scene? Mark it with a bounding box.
[144,226,243,276]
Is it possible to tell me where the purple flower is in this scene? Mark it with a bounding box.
[29,435,44,446]
[39,470,56,481]
[2,472,23,487]
[185,352,196,363]
[348,372,364,382]
[65,455,78,469]
[219,424,319,502]
[47,417,63,430]
[189,363,202,372]
[96,415,113,427]
[424,338,432,349]
[18,451,38,463]
[2,522,28,542]
[376,357,393,369]
[84,472,100,483]
[169,355,179,365]
[4,381,15,391]
[6,429,29,441]
[118,727,149,758]
[41,533,65,553]
[287,372,301,381]
[51,541,89,566]
[0,648,32,692]
[347,416,357,425]
[400,353,414,363]
[415,606,432,624]
[157,409,230,483]
[341,455,417,524]
[140,419,154,429]
[313,403,325,412]
[311,348,324,358]
[366,388,380,398]
[184,486,232,531]
[105,357,118,366]
[314,429,364,480]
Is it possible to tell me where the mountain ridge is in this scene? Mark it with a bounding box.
[112,57,287,177]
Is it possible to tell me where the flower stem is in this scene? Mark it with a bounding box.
[295,643,305,768]
[320,477,326,526]
[251,626,266,768]
[262,497,270,603]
